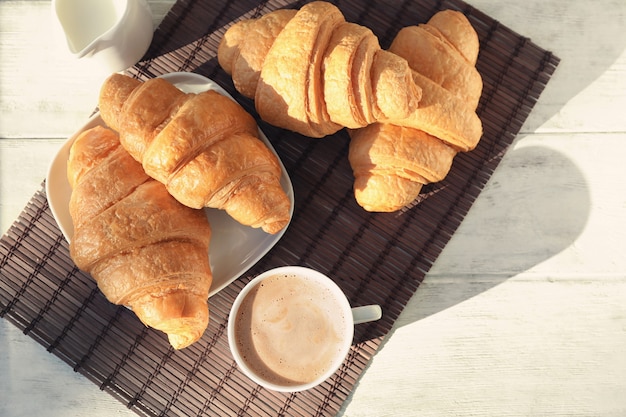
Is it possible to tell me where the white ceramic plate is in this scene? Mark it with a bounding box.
[46,72,294,297]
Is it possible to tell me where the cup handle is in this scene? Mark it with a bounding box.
[351,305,382,325]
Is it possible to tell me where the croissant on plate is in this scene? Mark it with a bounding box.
[217,1,422,138]
[348,10,483,212]
[68,125,213,350]
[98,73,291,235]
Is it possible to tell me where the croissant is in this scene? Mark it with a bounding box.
[349,123,457,212]
[98,73,291,235]
[67,125,213,350]
[348,10,483,212]
[218,1,422,138]
[384,10,483,151]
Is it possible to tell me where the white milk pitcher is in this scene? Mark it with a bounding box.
[52,0,154,73]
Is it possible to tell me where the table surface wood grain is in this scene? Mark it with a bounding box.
[1,0,625,416]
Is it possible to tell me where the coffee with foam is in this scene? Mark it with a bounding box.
[233,272,350,387]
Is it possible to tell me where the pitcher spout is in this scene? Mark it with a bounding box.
[51,0,153,73]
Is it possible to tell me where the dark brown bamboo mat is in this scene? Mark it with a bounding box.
[0,0,559,416]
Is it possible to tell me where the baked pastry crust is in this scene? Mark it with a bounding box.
[68,126,213,349]
[99,74,291,234]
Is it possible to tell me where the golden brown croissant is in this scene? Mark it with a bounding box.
[98,73,291,235]
[384,11,483,151]
[348,10,483,212]
[67,125,213,349]
[217,1,422,138]
[349,123,457,212]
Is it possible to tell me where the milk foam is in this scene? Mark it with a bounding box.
[234,273,348,386]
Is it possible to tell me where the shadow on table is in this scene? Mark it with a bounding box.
[384,0,625,328]
[339,144,591,417]
[396,144,591,326]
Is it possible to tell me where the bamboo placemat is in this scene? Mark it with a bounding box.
[0,0,559,415]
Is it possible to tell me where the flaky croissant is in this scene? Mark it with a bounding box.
[348,10,483,212]
[98,73,291,235]
[67,125,213,349]
[385,10,483,152]
[218,1,422,138]
[349,123,457,212]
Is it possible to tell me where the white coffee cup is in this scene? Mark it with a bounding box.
[228,266,382,392]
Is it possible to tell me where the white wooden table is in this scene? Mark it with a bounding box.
[2,0,625,416]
